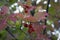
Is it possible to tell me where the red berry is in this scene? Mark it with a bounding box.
[24,23,28,27]
[25,10,28,13]
[28,24,32,28]
[28,28,34,33]
[25,5,30,9]
[28,24,35,33]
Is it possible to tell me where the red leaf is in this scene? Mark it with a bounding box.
[23,4,36,14]
[0,6,9,15]
[18,2,36,14]
[30,23,50,40]
[0,18,7,31]
[34,12,48,21]
[8,14,17,22]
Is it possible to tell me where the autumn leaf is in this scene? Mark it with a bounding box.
[8,14,17,22]
[34,12,48,21]
[0,5,9,16]
[0,18,7,31]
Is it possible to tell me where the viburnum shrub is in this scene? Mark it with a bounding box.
[0,1,49,40]
[0,0,59,40]
[17,1,50,40]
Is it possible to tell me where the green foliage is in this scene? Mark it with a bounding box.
[51,35,57,40]
[15,21,21,27]
[12,6,16,11]
[7,20,15,26]
[8,0,17,5]
[0,30,7,40]
[0,2,4,6]
[49,7,56,16]
[0,0,17,6]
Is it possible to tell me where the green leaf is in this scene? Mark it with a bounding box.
[8,20,14,25]
[12,6,16,11]
[51,35,57,40]
[49,7,56,16]
[47,20,53,25]
[0,30,7,40]
[8,0,17,5]
[15,21,21,27]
